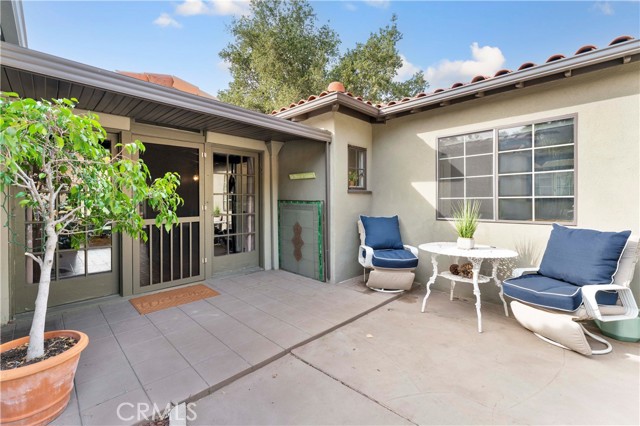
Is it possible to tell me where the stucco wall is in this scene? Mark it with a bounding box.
[370,62,640,304]
[278,140,327,202]
[300,111,374,283]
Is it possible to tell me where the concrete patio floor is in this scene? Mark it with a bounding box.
[190,289,640,425]
[1,270,398,426]
[3,271,639,425]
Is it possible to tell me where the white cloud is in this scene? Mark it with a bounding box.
[153,13,182,28]
[176,0,250,17]
[344,3,358,12]
[364,0,390,9]
[592,1,614,15]
[394,54,421,82]
[425,42,506,89]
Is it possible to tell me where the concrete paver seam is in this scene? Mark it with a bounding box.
[290,352,418,426]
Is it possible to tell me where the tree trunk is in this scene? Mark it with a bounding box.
[25,223,58,361]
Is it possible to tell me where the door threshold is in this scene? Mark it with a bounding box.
[210,266,264,280]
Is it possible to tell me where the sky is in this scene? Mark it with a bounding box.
[21,1,640,98]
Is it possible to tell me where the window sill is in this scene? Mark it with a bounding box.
[348,189,372,194]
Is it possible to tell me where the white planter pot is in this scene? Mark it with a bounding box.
[457,237,475,250]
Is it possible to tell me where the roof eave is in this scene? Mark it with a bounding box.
[0,42,332,143]
[274,92,381,120]
[382,39,640,116]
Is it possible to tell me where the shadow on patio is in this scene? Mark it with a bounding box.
[2,270,398,425]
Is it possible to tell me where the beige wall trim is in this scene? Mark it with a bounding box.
[266,142,285,270]
[75,109,131,131]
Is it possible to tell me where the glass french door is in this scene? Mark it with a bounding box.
[11,135,120,313]
[209,148,260,274]
[135,141,204,293]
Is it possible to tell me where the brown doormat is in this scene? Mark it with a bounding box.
[129,284,220,315]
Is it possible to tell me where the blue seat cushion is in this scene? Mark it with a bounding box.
[371,249,418,269]
[503,274,618,312]
[539,224,631,286]
[360,215,404,250]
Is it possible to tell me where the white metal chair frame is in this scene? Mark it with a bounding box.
[357,220,419,293]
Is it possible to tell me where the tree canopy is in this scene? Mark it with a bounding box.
[218,0,339,113]
[329,15,426,103]
[218,0,427,113]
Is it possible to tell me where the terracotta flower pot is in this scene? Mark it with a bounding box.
[0,330,89,426]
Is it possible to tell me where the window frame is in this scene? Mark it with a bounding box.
[436,114,577,225]
[348,145,367,191]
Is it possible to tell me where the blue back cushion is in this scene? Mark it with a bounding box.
[360,215,404,250]
[539,224,631,286]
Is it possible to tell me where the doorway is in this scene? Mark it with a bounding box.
[209,148,260,274]
[134,140,205,293]
[11,134,121,313]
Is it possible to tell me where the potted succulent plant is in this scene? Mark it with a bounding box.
[452,200,481,250]
[0,94,182,425]
[348,170,362,188]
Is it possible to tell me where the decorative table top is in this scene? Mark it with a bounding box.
[418,242,518,259]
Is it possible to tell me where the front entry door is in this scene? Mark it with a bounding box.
[209,149,260,274]
[135,141,204,293]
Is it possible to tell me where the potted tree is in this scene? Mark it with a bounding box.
[0,94,182,425]
[452,200,481,250]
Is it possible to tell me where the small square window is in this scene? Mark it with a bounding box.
[348,145,366,190]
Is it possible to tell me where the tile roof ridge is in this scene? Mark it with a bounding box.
[271,35,636,116]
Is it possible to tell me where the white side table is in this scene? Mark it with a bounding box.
[419,242,518,333]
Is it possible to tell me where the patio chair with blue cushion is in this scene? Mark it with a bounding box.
[357,215,419,292]
[503,224,639,355]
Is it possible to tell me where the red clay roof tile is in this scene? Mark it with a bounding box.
[546,54,566,63]
[494,69,512,77]
[471,75,488,83]
[117,71,215,99]
[327,81,346,92]
[610,35,633,45]
[271,35,636,116]
[517,62,536,71]
[575,45,597,54]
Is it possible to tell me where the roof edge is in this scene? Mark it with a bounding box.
[0,42,332,143]
[382,39,640,115]
[274,92,381,120]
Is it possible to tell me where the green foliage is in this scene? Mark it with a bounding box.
[329,15,427,103]
[1,93,184,359]
[218,0,339,113]
[0,93,183,243]
[452,200,481,238]
[218,1,427,112]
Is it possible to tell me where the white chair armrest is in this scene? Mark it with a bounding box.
[359,245,374,269]
[403,244,418,257]
[581,284,639,322]
[512,267,539,278]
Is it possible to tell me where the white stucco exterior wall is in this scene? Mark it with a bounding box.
[370,62,640,304]
[301,111,373,283]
